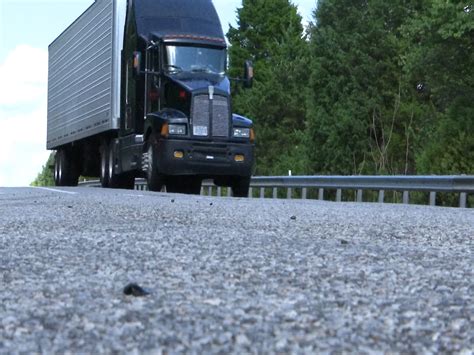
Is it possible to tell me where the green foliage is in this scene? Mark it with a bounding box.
[404,1,474,175]
[403,1,473,110]
[305,0,432,175]
[31,152,55,186]
[417,97,474,174]
[227,0,310,175]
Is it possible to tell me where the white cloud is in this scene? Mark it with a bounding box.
[0,45,48,106]
[0,45,50,187]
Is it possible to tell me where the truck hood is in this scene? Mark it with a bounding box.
[166,72,230,95]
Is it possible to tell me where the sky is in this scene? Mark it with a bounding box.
[0,0,316,187]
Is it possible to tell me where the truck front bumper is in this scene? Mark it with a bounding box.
[155,139,255,177]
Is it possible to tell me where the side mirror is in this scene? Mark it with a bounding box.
[133,51,142,77]
[243,60,254,88]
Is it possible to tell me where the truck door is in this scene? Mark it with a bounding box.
[122,56,145,135]
[144,48,160,116]
[124,59,135,133]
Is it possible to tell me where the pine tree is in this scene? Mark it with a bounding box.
[227,0,310,175]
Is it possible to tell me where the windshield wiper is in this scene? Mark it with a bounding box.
[190,65,220,74]
[163,64,183,74]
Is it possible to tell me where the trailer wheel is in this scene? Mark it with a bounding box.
[231,177,250,198]
[54,148,79,186]
[146,136,165,192]
[100,142,109,188]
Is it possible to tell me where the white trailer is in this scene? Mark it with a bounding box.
[47,0,126,149]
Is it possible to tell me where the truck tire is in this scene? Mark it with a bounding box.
[100,142,109,188]
[54,148,79,186]
[146,136,165,192]
[107,142,135,190]
[231,176,250,197]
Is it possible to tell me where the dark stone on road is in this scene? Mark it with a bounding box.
[123,283,150,297]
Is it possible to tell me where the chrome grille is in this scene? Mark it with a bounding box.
[192,95,210,136]
[191,94,230,138]
[212,96,229,137]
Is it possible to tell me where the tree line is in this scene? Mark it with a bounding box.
[228,0,473,176]
[33,0,473,186]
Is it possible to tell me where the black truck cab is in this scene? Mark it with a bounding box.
[113,0,255,195]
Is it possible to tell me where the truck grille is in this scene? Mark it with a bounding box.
[191,95,230,138]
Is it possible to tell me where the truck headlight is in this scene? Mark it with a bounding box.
[168,124,186,135]
[233,127,250,138]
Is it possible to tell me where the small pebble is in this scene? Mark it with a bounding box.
[123,283,150,297]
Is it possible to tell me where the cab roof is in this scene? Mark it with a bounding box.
[135,0,226,45]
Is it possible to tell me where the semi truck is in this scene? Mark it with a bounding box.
[47,0,255,196]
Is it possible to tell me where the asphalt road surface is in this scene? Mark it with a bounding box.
[1,187,473,353]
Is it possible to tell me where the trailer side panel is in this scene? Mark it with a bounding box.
[47,0,125,149]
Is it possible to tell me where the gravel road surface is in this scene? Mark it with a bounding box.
[1,187,473,353]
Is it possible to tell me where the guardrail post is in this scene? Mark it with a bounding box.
[83,176,471,208]
[287,188,292,199]
[249,187,253,198]
[403,191,409,204]
[318,188,324,201]
[378,190,384,203]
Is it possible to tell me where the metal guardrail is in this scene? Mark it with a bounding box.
[79,175,474,208]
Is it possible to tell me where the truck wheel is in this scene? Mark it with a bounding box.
[231,177,251,197]
[106,142,135,190]
[54,152,60,185]
[54,148,79,186]
[146,137,165,192]
[100,142,109,188]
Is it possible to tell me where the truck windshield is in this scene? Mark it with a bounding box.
[165,45,226,75]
